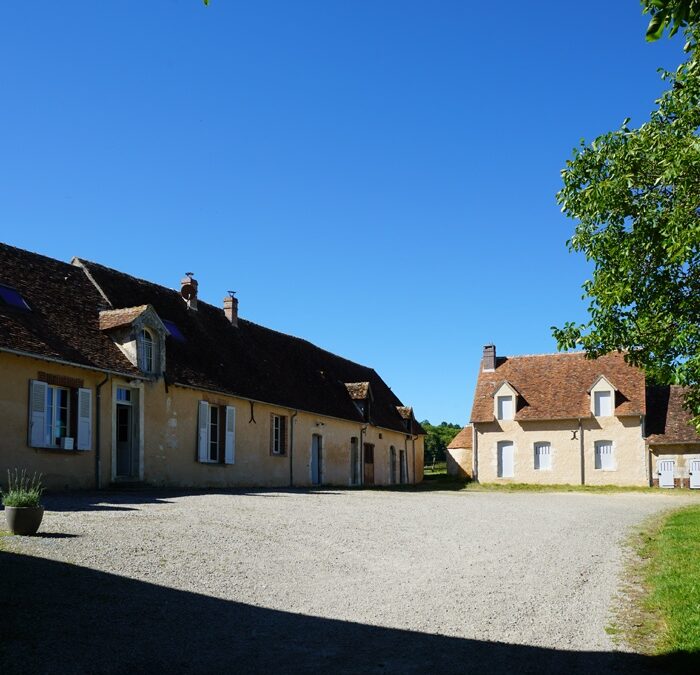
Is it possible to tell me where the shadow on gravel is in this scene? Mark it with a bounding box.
[39,488,352,513]
[1,551,696,674]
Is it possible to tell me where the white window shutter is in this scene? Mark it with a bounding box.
[224,405,236,464]
[197,401,209,462]
[28,380,48,447]
[76,388,93,451]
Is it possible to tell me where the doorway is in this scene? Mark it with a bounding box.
[658,459,675,488]
[114,386,139,480]
[690,459,700,489]
[311,434,322,485]
[363,443,374,485]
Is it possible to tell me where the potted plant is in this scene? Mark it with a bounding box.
[2,469,44,535]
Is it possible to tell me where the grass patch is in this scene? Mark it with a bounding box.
[640,505,700,654]
[614,505,700,670]
[417,476,700,495]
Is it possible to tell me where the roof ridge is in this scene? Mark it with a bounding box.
[501,351,587,359]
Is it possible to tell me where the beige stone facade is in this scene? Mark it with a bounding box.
[0,353,424,491]
[474,417,647,486]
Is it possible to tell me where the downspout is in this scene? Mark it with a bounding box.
[579,418,585,486]
[289,410,298,487]
[95,374,110,489]
[411,434,416,484]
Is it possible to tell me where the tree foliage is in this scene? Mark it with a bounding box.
[642,1,700,42]
[553,28,700,430]
[421,420,462,464]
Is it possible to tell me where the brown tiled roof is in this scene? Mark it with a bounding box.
[74,257,423,435]
[98,306,149,331]
[0,243,141,377]
[447,425,472,450]
[396,406,412,420]
[345,382,370,400]
[646,385,700,445]
[470,351,646,423]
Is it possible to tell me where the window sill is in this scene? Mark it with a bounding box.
[270,452,287,458]
[32,446,88,454]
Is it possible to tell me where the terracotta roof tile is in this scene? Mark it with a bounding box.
[470,351,646,423]
[98,306,149,331]
[0,243,141,377]
[447,425,472,450]
[646,385,700,445]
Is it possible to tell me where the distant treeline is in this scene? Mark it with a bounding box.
[421,420,462,463]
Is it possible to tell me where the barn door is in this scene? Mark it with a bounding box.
[658,459,675,488]
[689,460,700,489]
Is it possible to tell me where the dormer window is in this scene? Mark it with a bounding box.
[98,305,167,377]
[141,329,155,373]
[588,375,616,417]
[497,396,514,421]
[593,391,612,417]
[493,381,518,421]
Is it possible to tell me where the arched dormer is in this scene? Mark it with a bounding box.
[99,304,170,376]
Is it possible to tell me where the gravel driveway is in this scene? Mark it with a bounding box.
[0,489,692,674]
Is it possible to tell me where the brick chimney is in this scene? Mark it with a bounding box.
[223,291,238,327]
[482,344,496,372]
[180,272,198,311]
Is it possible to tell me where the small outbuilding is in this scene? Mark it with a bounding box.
[446,425,473,479]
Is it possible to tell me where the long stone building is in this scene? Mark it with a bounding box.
[0,242,424,490]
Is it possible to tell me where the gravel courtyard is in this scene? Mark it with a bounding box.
[1,489,692,674]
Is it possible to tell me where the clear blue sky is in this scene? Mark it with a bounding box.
[0,2,685,425]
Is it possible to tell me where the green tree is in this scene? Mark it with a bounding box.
[421,420,462,465]
[642,1,700,41]
[553,28,700,430]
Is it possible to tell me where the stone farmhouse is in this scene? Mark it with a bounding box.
[0,242,424,490]
[446,345,700,489]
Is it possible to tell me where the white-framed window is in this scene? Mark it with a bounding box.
[141,329,155,373]
[497,395,514,421]
[271,414,287,455]
[197,401,235,464]
[534,442,551,470]
[594,440,614,470]
[28,380,92,450]
[593,391,612,417]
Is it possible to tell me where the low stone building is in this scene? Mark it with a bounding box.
[0,242,425,490]
[464,344,700,488]
[446,425,473,479]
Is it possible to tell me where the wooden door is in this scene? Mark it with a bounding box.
[363,443,374,485]
[311,434,322,485]
[659,459,675,488]
[689,460,700,489]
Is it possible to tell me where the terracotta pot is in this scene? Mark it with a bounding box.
[4,506,44,535]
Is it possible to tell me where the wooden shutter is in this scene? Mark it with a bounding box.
[28,380,48,447]
[270,413,275,453]
[224,406,235,465]
[76,388,93,451]
[197,401,209,462]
